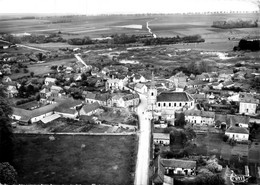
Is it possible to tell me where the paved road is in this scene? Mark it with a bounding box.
[135,93,152,185]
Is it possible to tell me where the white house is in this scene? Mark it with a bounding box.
[161,158,196,176]
[134,83,148,94]
[6,85,18,98]
[225,126,249,141]
[153,133,170,145]
[239,93,259,115]
[185,110,215,126]
[45,77,57,86]
[133,74,146,83]
[105,77,128,91]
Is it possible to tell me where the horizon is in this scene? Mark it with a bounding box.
[0,0,259,15]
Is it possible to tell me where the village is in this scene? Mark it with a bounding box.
[0,41,260,184]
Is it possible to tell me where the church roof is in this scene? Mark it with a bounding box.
[157,92,193,102]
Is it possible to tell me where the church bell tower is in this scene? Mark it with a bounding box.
[147,71,157,110]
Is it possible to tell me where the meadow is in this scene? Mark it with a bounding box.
[13,133,137,184]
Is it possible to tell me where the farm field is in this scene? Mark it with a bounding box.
[13,133,137,184]
[1,13,259,42]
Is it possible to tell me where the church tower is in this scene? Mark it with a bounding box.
[147,71,157,110]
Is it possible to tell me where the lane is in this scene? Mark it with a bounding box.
[135,93,152,185]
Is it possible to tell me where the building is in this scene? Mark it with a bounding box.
[185,110,215,126]
[239,93,259,115]
[6,85,18,98]
[132,74,146,83]
[156,92,194,112]
[134,83,148,94]
[225,126,249,141]
[161,158,196,176]
[44,77,57,86]
[147,72,194,120]
[105,77,128,91]
[79,102,102,116]
[112,94,140,108]
[154,155,196,184]
[153,133,170,145]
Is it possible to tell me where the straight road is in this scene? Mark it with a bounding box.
[135,93,152,185]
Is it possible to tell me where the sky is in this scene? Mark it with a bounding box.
[0,0,259,14]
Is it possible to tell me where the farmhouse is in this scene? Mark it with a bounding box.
[154,155,196,184]
[153,133,170,145]
[132,74,146,83]
[225,126,249,141]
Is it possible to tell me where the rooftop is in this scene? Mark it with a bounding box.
[161,158,196,169]
[226,126,249,134]
[157,92,193,102]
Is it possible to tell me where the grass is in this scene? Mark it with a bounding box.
[13,133,137,184]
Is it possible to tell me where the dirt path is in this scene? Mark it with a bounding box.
[146,19,157,38]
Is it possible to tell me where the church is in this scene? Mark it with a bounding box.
[147,73,195,120]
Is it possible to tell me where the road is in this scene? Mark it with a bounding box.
[134,93,152,185]
[0,39,50,53]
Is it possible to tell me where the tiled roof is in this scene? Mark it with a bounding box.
[157,92,193,102]
[239,93,259,104]
[226,126,249,134]
[85,92,96,99]
[122,94,139,101]
[135,83,145,89]
[161,158,196,169]
[153,133,170,140]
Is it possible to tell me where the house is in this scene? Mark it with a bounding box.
[134,83,148,94]
[40,88,51,99]
[225,126,249,141]
[105,77,128,91]
[133,74,146,83]
[211,82,224,90]
[44,77,57,86]
[161,158,196,176]
[185,110,215,126]
[50,85,63,97]
[153,133,170,145]
[154,155,197,183]
[120,94,140,108]
[223,80,234,88]
[196,73,210,82]
[85,92,110,106]
[239,93,259,115]
[6,85,18,98]
[218,73,232,82]
[2,76,12,83]
[79,102,102,116]
[153,156,174,185]
[215,114,249,129]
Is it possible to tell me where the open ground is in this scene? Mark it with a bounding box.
[13,133,137,184]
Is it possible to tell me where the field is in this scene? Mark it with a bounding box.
[1,13,259,43]
[13,133,137,184]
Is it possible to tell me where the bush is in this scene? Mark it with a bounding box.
[223,135,229,142]
[23,68,29,73]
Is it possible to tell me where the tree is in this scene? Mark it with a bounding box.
[23,68,29,73]
[0,86,14,163]
[30,72,34,77]
[0,162,17,184]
